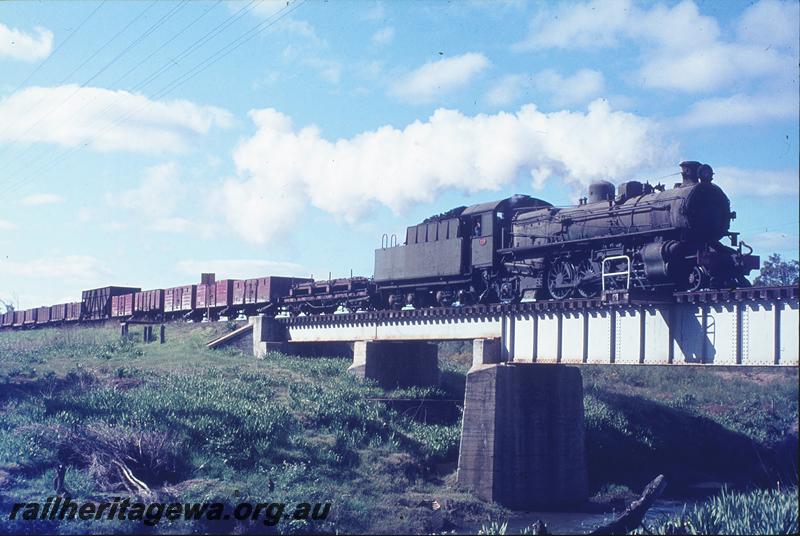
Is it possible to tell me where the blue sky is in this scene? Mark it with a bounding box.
[0,0,797,309]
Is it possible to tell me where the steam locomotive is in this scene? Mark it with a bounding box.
[371,161,759,307]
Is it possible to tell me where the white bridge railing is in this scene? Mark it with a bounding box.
[275,292,799,366]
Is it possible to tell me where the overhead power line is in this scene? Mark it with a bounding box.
[8,0,108,95]
[1,0,305,198]
[0,0,256,186]
[0,1,160,164]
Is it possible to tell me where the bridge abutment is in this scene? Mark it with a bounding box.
[457,363,588,510]
[252,314,287,358]
[347,340,439,388]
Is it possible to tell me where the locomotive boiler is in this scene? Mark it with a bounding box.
[374,161,759,305]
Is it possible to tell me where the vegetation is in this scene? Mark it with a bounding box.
[580,365,798,493]
[753,253,799,286]
[0,326,797,534]
[477,487,799,535]
[0,324,487,534]
[638,486,798,535]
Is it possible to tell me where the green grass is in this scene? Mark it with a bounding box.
[580,365,799,494]
[0,324,490,534]
[639,486,799,535]
[0,325,797,534]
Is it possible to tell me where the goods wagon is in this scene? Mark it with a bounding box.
[66,302,81,322]
[196,283,216,309]
[36,306,50,325]
[215,279,236,308]
[164,286,197,313]
[23,309,37,325]
[232,280,246,306]
[82,286,140,320]
[1,311,13,327]
[110,294,135,318]
[51,303,67,322]
[134,289,164,314]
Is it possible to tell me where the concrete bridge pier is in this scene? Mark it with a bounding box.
[347,340,439,389]
[252,314,288,358]
[457,360,588,510]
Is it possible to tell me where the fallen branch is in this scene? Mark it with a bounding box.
[589,474,667,535]
[113,459,152,499]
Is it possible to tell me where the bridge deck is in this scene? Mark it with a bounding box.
[275,286,799,366]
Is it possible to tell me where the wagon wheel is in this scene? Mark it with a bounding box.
[576,260,600,298]
[547,259,576,300]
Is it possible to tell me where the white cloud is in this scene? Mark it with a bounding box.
[20,193,63,206]
[486,69,605,107]
[0,219,17,230]
[516,0,797,94]
[390,52,490,103]
[107,163,199,233]
[713,167,799,197]
[486,74,527,106]
[371,26,395,46]
[115,163,184,216]
[277,21,343,84]
[302,56,342,84]
[678,93,799,128]
[638,42,789,93]
[176,259,311,280]
[248,0,299,19]
[0,85,233,153]
[533,69,605,107]
[737,0,800,53]
[0,255,108,280]
[219,101,672,244]
[278,18,324,46]
[515,0,633,50]
[0,22,53,61]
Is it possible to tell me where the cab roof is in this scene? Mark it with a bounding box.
[461,194,551,216]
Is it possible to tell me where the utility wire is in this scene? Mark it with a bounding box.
[7,0,108,95]
[0,0,255,187]
[111,0,223,88]
[0,0,190,183]
[2,0,304,198]
[0,0,159,162]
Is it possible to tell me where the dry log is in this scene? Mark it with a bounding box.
[589,474,667,535]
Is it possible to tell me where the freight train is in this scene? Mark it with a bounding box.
[0,161,760,328]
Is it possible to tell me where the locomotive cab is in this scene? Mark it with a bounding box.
[462,195,552,271]
[373,194,550,306]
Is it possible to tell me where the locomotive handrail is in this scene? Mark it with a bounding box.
[602,255,631,292]
[381,233,388,249]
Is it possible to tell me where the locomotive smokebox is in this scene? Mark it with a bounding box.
[588,180,615,203]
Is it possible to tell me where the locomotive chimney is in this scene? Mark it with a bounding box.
[588,180,615,203]
[679,161,701,186]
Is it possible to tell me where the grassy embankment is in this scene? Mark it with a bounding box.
[0,324,481,534]
[0,325,797,534]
